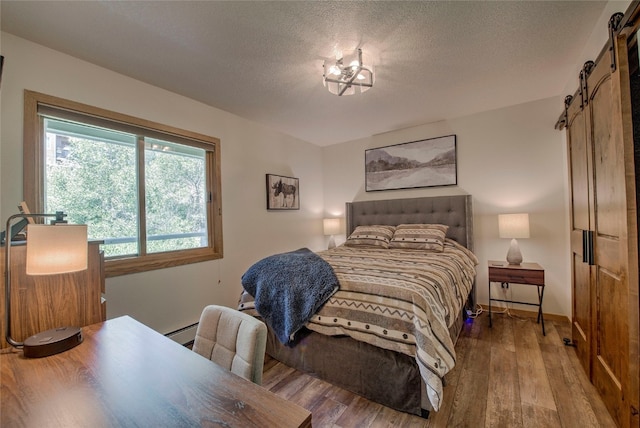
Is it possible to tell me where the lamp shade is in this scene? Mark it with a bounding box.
[498,213,530,239]
[26,224,88,275]
[323,218,341,236]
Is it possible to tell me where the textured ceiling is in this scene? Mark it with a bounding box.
[1,1,609,146]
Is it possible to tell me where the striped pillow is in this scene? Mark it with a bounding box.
[345,225,396,249]
[389,224,449,251]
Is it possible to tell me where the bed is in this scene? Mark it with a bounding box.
[238,195,477,417]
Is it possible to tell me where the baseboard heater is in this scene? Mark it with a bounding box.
[165,322,199,347]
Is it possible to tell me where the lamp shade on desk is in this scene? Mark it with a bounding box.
[26,224,88,275]
[5,220,88,357]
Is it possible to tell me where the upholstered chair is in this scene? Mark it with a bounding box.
[192,305,268,385]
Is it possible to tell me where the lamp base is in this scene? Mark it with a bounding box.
[23,326,82,358]
[506,238,523,265]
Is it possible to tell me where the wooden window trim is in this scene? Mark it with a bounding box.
[23,90,223,277]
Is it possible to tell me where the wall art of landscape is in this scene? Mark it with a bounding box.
[365,136,456,191]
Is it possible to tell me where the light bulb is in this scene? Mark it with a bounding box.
[329,65,340,76]
[357,74,365,80]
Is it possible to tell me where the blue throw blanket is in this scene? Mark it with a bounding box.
[241,248,339,345]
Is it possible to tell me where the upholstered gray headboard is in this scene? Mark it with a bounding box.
[346,195,474,251]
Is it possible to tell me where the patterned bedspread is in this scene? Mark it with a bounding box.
[238,238,478,411]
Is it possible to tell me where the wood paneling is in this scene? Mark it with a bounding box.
[0,241,104,348]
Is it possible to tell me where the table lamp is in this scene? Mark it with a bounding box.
[323,218,341,249]
[498,213,530,265]
[5,212,88,358]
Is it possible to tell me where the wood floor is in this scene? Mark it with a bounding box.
[262,312,617,427]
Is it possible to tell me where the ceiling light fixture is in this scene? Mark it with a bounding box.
[323,48,374,96]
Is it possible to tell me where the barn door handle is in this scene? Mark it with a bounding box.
[587,230,595,266]
[582,230,595,265]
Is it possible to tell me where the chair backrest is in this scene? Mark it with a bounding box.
[192,305,267,385]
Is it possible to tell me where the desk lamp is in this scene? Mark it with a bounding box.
[498,213,530,265]
[323,218,341,249]
[5,212,88,358]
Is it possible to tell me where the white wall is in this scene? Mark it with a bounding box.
[322,97,571,317]
[0,33,325,335]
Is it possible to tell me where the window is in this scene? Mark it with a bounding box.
[24,91,223,276]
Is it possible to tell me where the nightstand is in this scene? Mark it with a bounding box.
[488,260,546,335]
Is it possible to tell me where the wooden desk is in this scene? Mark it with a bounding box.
[1,316,312,427]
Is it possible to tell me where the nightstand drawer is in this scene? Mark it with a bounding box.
[488,266,544,286]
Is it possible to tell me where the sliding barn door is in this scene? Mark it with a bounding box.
[565,82,594,378]
[586,53,630,428]
[563,9,640,427]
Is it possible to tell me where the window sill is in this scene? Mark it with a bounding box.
[105,247,222,277]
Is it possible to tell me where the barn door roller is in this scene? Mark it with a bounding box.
[608,12,624,72]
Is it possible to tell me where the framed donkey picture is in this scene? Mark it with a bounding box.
[266,174,300,210]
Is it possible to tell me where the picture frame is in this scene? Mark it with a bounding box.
[266,174,300,210]
[365,135,457,191]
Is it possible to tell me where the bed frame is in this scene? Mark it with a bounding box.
[264,195,475,416]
